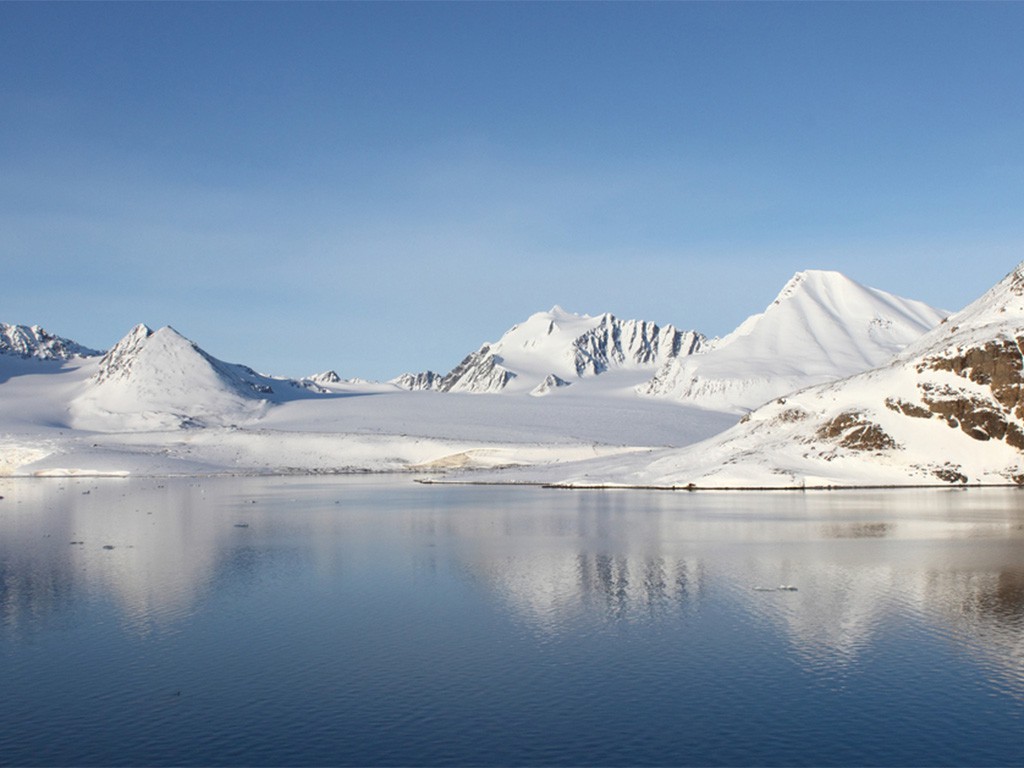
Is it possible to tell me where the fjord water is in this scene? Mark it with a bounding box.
[1,478,1023,766]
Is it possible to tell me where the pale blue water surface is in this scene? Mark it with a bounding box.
[1,477,1023,766]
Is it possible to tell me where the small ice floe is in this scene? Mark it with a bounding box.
[753,585,798,592]
[233,523,250,528]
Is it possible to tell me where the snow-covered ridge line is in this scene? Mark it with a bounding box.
[395,306,707,395]
[640,269,949,412]
[0,322,101,360]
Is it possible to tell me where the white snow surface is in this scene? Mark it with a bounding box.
[641,270,948,412]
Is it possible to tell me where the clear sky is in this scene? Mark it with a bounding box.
[3,2,1023,380]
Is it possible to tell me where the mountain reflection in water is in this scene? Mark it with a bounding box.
[1,477,1022,765]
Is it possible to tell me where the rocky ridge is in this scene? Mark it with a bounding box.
[395,307,705,395]
[0,322,100,360]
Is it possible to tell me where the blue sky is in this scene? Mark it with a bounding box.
[3,3,1023,379]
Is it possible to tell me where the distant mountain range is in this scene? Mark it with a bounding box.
[18,264,1024,487]
[391,271,947,407]
[3,269,950,429]
[391,307,705,396]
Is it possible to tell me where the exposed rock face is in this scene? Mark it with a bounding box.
[93,323,153,384]
[884,398,932,419]
[308,370,342,385]
[816,411,898,451]
[430,308,704,395]
[571,315,704,377]
[530,374,572,397]
[439,346,516,393]
[390,371,443,391]
[914,338,1024,449]
[0,323,101,360]
[295,370,344,393]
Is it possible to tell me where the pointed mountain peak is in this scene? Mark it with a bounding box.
[899,260,1024,361]
[95,323,157,382]
[75,324,289,430]
[308,370,342,385]
[644,270,948,412]
[125,323,154,340]
[772,269,855,305]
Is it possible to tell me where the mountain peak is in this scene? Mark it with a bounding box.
[642,270,948,412]
[772,269,856,306]
[76,323,283,431]
[547,304,578,319]
[434,309,704,394]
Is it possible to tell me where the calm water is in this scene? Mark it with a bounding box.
[1,477,1023,766]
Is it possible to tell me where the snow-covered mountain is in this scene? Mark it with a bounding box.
[0,322,100,360]
[70,324,301,431]
[640,270,948,413]
[553,263,1024,488]
[0,266,972,479]
[395,306,706,395]
[389,370,443,391]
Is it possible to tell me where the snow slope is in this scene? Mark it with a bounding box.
[641,270,948,412]
[69,324,315,431]
[525,263,1024,488]
[396,306,705,395]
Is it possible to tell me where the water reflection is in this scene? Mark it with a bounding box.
[2,478,1023,698]
[436,487,1024,695]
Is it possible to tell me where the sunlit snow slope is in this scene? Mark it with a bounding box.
[69,324,304,431]
[641,270,948,412]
